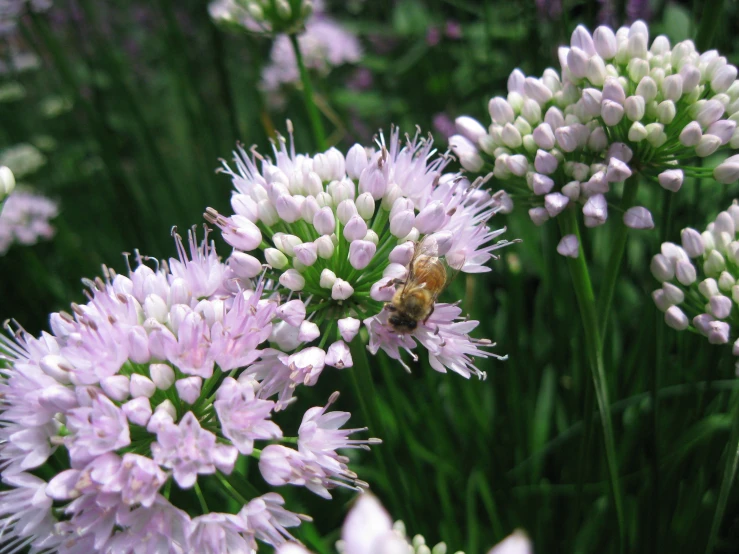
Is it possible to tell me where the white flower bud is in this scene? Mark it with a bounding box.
[624,95,645,121]
[680,63,701,92]
[719,271,736,292]
[593,26,617,59]
[279,269,305,292]
[657,101,677,124]
[676,260,697,285]
[694,99,725,127]
[652,289,671,312]
[650,253,674,282]
[658,169,683,192]
[561,181,580,201]
[567,47,589,79]
[489,97,515,125]
[708,120,737,145]
[449,135,483,172]
[505,154,529,177]
[522,98,542,124]
[507,68,526,93]
[645,123,667,147]
[704,250,727,277]
[661,74,683,101]
[532,123,556,149]
[696,134,722,157]
[582,194,607,227]
[346,144,368,180]
[623,206,654,229]
[635,76,658,101]
[501,123,523,148]
[528,207,549,226]
[455,116,488,144]
[534,150,558,175]
[332,279,354,300]
[601,99,624,126]
[714,154,739,183]
[679,121,703,146]
[628,122,648,142]
[587,56,607,86]
[665,305,689,330]
[712,64,738,93]
[0,166,15,201]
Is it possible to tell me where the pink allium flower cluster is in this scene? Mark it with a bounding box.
[451,20,739,255]
[208,0,315,36]
[261,15,361,94]
[651,200,739,361]
[0,189,58,255]
[0,228,378,552]
[276,493,533,554]
[207,125,517,379]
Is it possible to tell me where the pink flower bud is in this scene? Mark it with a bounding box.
[332,279,354,300]
[274,194,301,223]
[279,269,305,292]
[300,195,320,223]
[693,313,715,335]
[562,181,581,201]
[325,340,353,369]
[652,289,670,311]
[346,144,368,180]
[231,194,259,221]
[389,241,415,266]
[676,260,697,286]
[228,252,263,279]
[665,306,689,330]
[695,99,725,127]
[710,295,733,319]
[336,199,358,225]
[571,25,596,55]
[298,321,320,342]
[593,26,617,59]
[150,363,175,390]
[606,158,633,182]
[555,125,578,152]
[389,210,415,238]
[712,64,738,93]
[714,155,739,184]
[603,77,626,104]
[101,375,130,402]
[545,106,565,130]
[455,116,487,144]
[415,201,446,234]
[126,326,150,364]
[221,215,262,251]
[606,142,633,164]
[294,242,318,266]
[581,88,603,117]
[583,194,607,226]
[661,74,683,101]
[680,64,701,91]
[708,120,737,145]
[708,320,731,344]
[130,374,156,399]
[624,206,654,229]
[122,397,152,426]
[276,300,306,327]
[662,282,684,305]
[696,134,722,157]
[343,215,368,242]
[338,317,361,342]
[528,207,550,226]
[506,154,529,176]
[175,377,202,404]
[355,192,375,220]
[358,164,387,199]
[544,193,569,217]
[650,254,674,282]
[567,47,589,79]
[679,121,703,147]
[449,135,483,172]
[349,240,376,270]
[524,77,553,104]
[601,99,625,126]
[557,234,579,258]
[489,97,515,124]
[534,150,558,175]
[533,123,556,149]
[658,169,684,192]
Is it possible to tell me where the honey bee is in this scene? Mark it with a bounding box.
[385,235,464,333]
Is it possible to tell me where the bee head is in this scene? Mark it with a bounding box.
[388,313,417,333]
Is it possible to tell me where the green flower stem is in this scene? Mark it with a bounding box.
[560,208,626,551]
[193,482,209,514]
[597,176,640,338]
[289,33,327,151]
[347,340,403,512]
[706,387,739,554]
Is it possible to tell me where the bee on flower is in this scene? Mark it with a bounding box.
[206,124,518,380]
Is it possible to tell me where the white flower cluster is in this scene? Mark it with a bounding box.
[451,20,739,254]
[209,0,315,35]
[652,200,739,355]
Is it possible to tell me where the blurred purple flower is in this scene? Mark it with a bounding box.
[433,112,457,139]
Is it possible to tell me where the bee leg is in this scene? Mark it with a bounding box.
[423,304,435,323]
[384,303,397,312]
[390,278,405,287]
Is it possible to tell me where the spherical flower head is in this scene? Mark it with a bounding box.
[209,125,517,380]
[651,199,739,356]
[0,226,373,552]
[0,188,58,255]
[209,0,315,36]
[454,20,739,248]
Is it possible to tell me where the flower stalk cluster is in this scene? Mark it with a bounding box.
[209,0,314,36]
[652,200,739,359]
[206,125,516,379]
[451,20,739,254]
[0,228,378,552]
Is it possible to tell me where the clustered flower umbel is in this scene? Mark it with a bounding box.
[451,20,739,257]
[0,228,378,553]
[209,0,314,36]
[205,125,516,379]
[276,493,533,554]
[0,187,58,255]
[651,200,739,359]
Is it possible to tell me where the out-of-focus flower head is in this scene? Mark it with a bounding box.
[261,14,361,95]
[651,200,739,363]
[209,0,316,36]
[0,227,378,552]
[276,493,533,554]
[207,124,517,380]
[0,187,57,255]
[451,21,739,254]
[0,142,46,179]
[0,0,51,36]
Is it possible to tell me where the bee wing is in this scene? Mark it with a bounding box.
[403,234,466,301]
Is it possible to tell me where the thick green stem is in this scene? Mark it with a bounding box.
[561,208,626,551]
[598,176,640,338]
[705,388,739,554]
[289,33,327,151]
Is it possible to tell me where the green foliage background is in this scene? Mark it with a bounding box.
[3,0,739,552]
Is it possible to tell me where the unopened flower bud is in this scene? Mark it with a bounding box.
[593,26,617,59]
[712,64,738,93]
[332,279,354,300]
[489,97,515,125]
[606,158,632,182]
[532,123,556,149]
[298,321,320,342]
[531,173,555,195]
[665,305,689,330]
[624,206,654,229]
[228,252,263,279]
[122,397,152,427]
[534,150,558,175]
[506,154,529,176]
[562,181,581,201]
[635,76,658,101]
[625,95,646,121]
[582,194,607,227]
[652,289,671,311]
[601,99,625,126]
[676,260,697,285]
[555,126,579,152]
[699,278,720,299]
[556,234,579,257]
[279,269,305,292]
[628,122,648,142]
[0,166,15,201]
[315,235,334,259]
[524,77,553,104]
[714,155,739,183]
[455,116,487,144]
[544,193,569,217]
[657,100,677,124]
[175,377,202,405]
[349,240,376,270]
[528,207,549,226]
[130,374,156,399]
[704,249,727,276]
[265,248,288,269]
[650,253,674,282]
[708,320,731,344]
[696,134,722,157]
[658,169,683,192]
[346,144,368,180]
[449,135,483,172]
[150,363,175,390]
[100,375,130,402]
